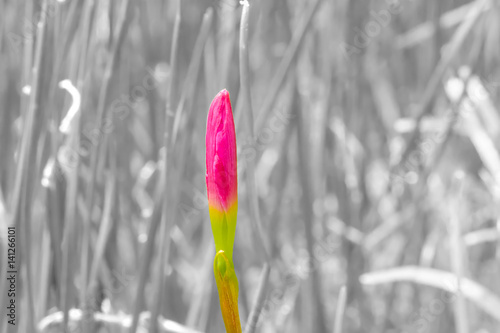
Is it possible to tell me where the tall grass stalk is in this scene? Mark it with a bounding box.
[333,286,347,333]
[254,0,321,131]
[238,4,273,331]
[449,175,469,333]
[238,0,269,263]
[295,82,327,333]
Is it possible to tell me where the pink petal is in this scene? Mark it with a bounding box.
[206,89,238,212]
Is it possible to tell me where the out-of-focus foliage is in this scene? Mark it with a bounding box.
[0,0,499,332]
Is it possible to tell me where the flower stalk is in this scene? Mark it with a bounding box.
[206,89,241,333]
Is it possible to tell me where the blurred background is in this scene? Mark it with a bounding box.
[0,0,500,332]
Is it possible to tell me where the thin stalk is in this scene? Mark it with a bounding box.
[449,176,469,333]
[333,286,347,333]
[88,147,117,290]
[203,24,217,103]
[0,0,3,54]
[172,8,214,145]
[217,0,238,88]
[239,0,270,263]
[295,83,327,333]
[239,6,272,329]
[238,1,276,333]
[269,111,295,259]
[254,0,322,131]
[186,244,215,328]
[244,263,270,333]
